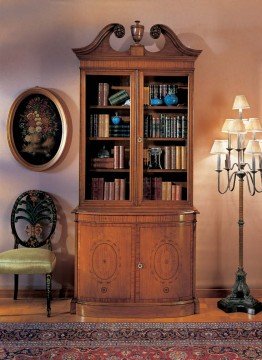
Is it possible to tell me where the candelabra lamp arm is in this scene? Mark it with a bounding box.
[228,171,238,192]
[247,170,262,194]
[229,162,239,172]
[217,170,236,194]
[246,171,257,196]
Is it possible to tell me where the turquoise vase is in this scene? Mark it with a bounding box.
[112,112,121,125]
[164,93,178,106]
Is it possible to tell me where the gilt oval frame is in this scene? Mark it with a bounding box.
[7,87,68,171]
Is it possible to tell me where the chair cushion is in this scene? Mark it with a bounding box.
[0,248,56,274]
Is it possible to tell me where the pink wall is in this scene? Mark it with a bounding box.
[1,0,262,293]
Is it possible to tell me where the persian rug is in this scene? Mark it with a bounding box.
[0,321,261,359]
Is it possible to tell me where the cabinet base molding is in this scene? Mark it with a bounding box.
[71,299,199,318]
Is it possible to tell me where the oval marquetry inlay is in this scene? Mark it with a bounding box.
[154,243,179,280]
[92,243,117,280]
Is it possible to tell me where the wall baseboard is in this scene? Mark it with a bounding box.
[0,288,261,299]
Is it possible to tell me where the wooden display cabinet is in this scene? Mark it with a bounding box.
[71,22,201,317]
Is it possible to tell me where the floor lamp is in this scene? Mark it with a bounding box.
[210,95,262,315]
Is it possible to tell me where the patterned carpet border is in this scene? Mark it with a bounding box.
[0,321,261,348]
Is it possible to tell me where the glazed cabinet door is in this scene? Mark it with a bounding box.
[82,71,136,204]
[137,222,193,302]
[138,72,193,205]
[77,223,134,302]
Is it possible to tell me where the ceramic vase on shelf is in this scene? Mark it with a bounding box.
[111,112,121,125]
[164,85,178,106]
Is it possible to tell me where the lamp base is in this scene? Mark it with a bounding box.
[217,267,262,315]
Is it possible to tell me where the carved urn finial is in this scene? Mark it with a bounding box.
[130,20,144,45]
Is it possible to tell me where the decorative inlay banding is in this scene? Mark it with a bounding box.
[92,243,117,280]
[154,243,179,280]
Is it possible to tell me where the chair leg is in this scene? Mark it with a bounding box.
[46,273,52,317]
[14,274,19,300]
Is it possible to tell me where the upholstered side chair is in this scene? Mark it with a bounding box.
[0,190,57,317]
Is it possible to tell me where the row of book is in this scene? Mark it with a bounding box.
[144,114,187,138]
[163,145,187,170]
[91,177,126,200]
[89,114,130,138]
[149,84,178,100]
[143,177,184,200]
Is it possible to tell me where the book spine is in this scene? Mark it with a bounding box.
[119,146,125,169]
[98,178,104,200]
[119,178,126,200]
[177,116,182,138]
[143,177,151,200]
[98,83,104,106]
[171,146,176,169]
[104,114,109,137]
[108,182,115,200]
[181,115,187,139]
[114,146,119,169]
[166,181,172,200]
[155,177,162,200]
[91,163,114,169]
[91,178,99,200]
[114,178,121,200]
[181,146,187,170]
[175,146,182,169]
[175,184,182,201]
[161,181,167,200]
[171,184,176,200]
[103,83,109,106]
[164,146,171,169]
[93,114,98,137]
[104,182,110,200]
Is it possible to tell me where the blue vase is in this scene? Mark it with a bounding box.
[164,93,178,106]
[150,98,163,106]
[112,113,121,125]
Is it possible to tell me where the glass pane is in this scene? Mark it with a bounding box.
[143,75,188,202]
[85,74,130,201]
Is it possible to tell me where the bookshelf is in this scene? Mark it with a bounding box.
[72,23,201,317]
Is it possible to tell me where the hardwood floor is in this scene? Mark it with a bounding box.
[0,298,262,323]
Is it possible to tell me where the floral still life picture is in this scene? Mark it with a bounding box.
[8,87,68,171]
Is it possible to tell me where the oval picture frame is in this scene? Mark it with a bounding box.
[7,87,69,171]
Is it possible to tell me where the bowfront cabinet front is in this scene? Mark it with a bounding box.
[72,22,201,317]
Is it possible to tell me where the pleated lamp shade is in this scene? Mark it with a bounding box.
[245,118,262,133]
[245,140,262,154]
[210,140,228,154]
[232,95,250,110]
[228,119,247,134]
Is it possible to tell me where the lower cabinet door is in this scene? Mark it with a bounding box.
[77,223,133,302]
[137,223,193,302]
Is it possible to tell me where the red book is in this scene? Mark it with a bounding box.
[155,177,162,200]
[91,178,99,200]
[119,145,125,169]
[143,177,151,200]
[114,146,119,169]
